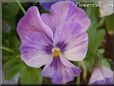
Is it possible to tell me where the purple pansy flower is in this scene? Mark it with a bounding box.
[39,0,76,11]
[89,65,114,85]
[17,1,90,84]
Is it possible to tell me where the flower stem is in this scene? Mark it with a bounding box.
[96,49,104,65]
[76,74,80,85]
[96,18,105,29]
[16,0,26,14]
[1,46,14,53]
[76,62,80,85]
[80,61,87,82]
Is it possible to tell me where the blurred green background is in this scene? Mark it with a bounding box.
[1,0,114,85]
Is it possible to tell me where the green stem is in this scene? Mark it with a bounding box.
[80,61,87,82]
[1,46,14,53]
[96,49,104,65]
[76,74,80,85]
[96,18,105,29]
[16,55,21,59]
[76,62,80,85]
[16,0,26,14]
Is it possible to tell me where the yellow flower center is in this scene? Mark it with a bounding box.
[52,48,60,57]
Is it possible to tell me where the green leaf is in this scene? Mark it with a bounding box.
[84,7,105,71]
[2,3,20,20]
[102,58,111,69]
[88,29,105,51]
[3,57,21,80]
[20,67,42,85]
[2,3,20,55]
[104,14,114,35]
[98,49,105,54]
[2,3,20,53]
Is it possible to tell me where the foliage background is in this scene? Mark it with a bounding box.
[1,0,114,85]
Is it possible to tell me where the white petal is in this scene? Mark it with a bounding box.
[22,52,53,68]
[64,33,88,61]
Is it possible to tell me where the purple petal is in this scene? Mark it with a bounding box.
[20,32,53,68]
[41,1,90,32]
[42,56,81,84]
[41,13,56,32]
[101,65,114,84]
[90,78,114,85]
[105,78,114,84]
[17,6,53,41]
[39,0,76,11]
[92,80,105,85]
[54,22,88,61]
[92,78,114,85]
[89,65,114,85]
[39,0,58,11]
[89,66,105,84]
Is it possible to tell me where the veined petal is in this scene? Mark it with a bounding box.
[64,45,88,61]
[101,65,114,84]
[41,14,56,32]
[54,22,88,61]
[17,6,53,41]
[92,80,105,85]
[42,56,81,84]
[20,32,53,68]
[41,1,90,32]
[60,55,80,69]
[89,65,114,85]
[89,66,105,84]
[105,78,114,84]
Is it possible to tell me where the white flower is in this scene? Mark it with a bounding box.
[98,0,114,17]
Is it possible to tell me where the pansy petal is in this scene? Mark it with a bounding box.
[89,66,105,84]
[41,1,90,32]
[17,6,53,40]
[42,57,81,84]
[39,0,76,11]
[64,33,88,61]
[60,55,80,69]
[105,78,114,84]
[41,14,56,32]
[39,0,58,11]
[54,22,88,61]
[101,66,114,83]
[51,1,90,31]
[20,32,53,68]
[92,80,105,85]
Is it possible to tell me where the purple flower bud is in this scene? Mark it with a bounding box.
[89,65,114,85]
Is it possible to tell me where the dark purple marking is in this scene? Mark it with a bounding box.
[43,44,53,54]
[56,41,67,52]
